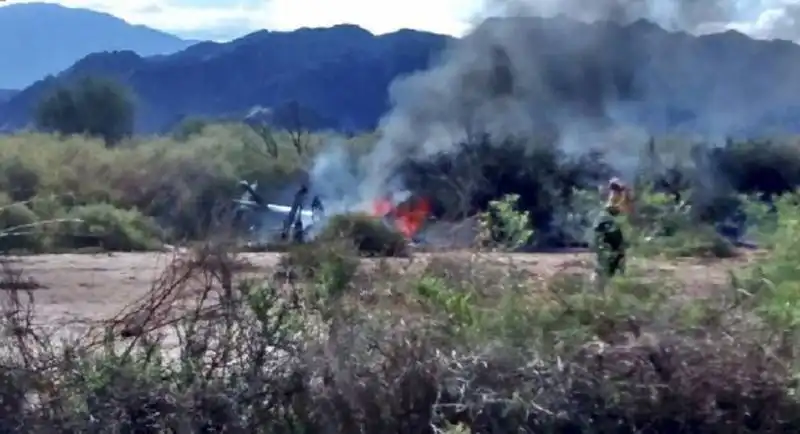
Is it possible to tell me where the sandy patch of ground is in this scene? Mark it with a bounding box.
[0,250,757,332]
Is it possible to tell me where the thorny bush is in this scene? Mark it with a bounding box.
[0,222,796,433]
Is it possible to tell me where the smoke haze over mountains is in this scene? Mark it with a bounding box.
[327,0,800,207]
[484,0,800,43]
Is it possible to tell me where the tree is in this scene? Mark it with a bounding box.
[271,100,331,156]
[278,101,312,156]
[35,76,134,146]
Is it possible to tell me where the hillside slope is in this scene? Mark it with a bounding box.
[0,24,451,133]
[0,2,195,89]
[3,17,800,136]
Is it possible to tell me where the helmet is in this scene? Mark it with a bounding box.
[608,177,625,192]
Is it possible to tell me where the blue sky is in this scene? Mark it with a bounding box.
[3,0,800,42]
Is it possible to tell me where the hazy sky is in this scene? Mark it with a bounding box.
[3,0,800,42]
[3,0,482,40]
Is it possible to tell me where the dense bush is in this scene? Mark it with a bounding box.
[0,125,798,251]
[621,190,739,259]
[35,76,135,146]
[0,126,311,250]
[399,135,613,240]
[0,195,43,252]
[315,213,410,257]
[56,203,163,251]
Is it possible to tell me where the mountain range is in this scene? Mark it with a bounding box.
[0,21,451,133]
[0,2,195,90]
[2,6,800,136]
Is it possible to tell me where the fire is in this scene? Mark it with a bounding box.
[373,198,393,217]
[372,196,431,238]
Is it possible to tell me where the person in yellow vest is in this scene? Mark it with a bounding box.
[606,177,633,215]
[592,177,632,283]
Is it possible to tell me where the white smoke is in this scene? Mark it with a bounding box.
[307,140,412,214]
[306,0,800,211]
[308,141,363,214]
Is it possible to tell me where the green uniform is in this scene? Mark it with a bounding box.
[593,210,626,278]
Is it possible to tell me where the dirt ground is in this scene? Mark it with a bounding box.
[3,250,760,332]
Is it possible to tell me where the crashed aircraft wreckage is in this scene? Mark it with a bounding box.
[233,180,431,245]
[233,181,324,243]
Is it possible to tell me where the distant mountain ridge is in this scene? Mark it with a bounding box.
[0,2,195,89]
[3,16,800,136]
[0,24,452,133]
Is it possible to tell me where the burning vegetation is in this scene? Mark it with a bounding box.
[372,195,432,239]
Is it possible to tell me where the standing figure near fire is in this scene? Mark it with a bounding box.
[593,178,632,282]
[606,177,633,215]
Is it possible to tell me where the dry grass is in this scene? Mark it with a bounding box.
[3,250,750,329]
[0,240,788,432]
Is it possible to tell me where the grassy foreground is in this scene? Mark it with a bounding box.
[0,196,798,433]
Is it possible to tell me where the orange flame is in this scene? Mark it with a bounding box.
[372,196,431,238]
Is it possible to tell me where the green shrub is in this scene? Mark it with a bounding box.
[0,195,44,252]
[35,76,134,146]
[316,213,409,257]
[737,194,800,317]
[277,241,360,313]
[170,116,211,141]
[0,156,40,202]
[56,203,163,251]
[278,241,357,279]
[632,224,737,259]
[26,194,65,220]
[620,188,738,259]
[477,193,534,250]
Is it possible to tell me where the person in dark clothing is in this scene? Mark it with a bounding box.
[593,204,627,279]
